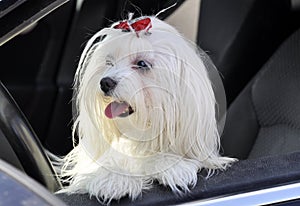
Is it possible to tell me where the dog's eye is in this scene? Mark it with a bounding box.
[135,60,152,70]
[106,59,114,67]
[106,55,114,67]
[137,60,147,67]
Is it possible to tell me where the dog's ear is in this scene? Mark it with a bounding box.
[167,44,231,171]
[66,31,114,164]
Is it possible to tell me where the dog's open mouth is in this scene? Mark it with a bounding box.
[104,101,134,119]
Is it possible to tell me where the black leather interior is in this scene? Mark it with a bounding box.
[222,27,300,160]
[0,1,75,155]
[198,0,298,105]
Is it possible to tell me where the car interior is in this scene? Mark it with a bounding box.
[1,0,300,205]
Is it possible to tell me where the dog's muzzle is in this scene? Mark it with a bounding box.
[100,77,134,118]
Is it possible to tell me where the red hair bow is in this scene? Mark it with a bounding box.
[114,17,152,34]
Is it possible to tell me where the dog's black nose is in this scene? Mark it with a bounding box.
[100,77,117,94]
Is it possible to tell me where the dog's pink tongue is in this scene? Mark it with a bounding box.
[105,101,129,119]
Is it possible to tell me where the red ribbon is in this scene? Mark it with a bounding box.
[114,17,152,33]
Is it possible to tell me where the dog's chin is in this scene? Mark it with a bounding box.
[104,101,134,119]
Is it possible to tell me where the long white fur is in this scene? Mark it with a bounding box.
[57,16,236,204]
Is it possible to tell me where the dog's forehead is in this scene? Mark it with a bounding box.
[83,16,190,69]
[93,37,154,62]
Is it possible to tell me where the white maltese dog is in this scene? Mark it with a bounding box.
[58,15,236,203]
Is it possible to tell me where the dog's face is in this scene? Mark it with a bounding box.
[74,17,224,159]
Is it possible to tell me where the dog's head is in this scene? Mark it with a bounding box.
[73,16,225,163]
